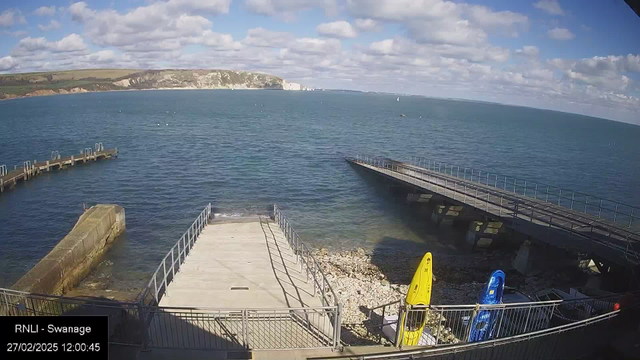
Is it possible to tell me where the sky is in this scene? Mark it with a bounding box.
[0,0,639,124]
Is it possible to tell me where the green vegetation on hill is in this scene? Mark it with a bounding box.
[0,69,286,99]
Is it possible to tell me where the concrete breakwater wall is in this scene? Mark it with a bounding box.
[12,204,125,295]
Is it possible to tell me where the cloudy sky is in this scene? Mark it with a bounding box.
[0,0,639,124]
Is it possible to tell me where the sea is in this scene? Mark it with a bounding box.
[1,89,639,289]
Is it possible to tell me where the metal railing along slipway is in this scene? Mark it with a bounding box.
[362,293,628,355]
[140,204,212,305]
[360,309,621,360]
[0,287,146,346]
[139,204,342,351]
[353,155,640,264]
[408,156,639,231]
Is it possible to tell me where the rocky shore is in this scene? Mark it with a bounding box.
[312,248,589,345]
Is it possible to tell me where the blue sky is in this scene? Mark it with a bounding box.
[0,0,639,124]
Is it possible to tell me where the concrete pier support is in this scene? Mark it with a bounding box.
[512,240,578,275]
[466,221,504,249]
[431,205,463,226]
[407,193,432,203]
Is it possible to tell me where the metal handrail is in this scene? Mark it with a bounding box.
[273,204,342,350]
[359,309,620,359]
[356,155,638,239]
[141,203,212,304]
[397,159,640,244]
[352,155,640,264]
[273,204,340,308]
[409,156,639,230]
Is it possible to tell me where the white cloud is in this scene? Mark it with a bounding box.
[316,21,357,38]
[0,56,18,71]
[190,30,243,50]
[580,24,591,32]
[69,1,232,51]
[38,20,61,31]
[243,28,295,47]
[34,6,57,16]
[288,37,342,54]
[547,27,574,40]
[347,0,459,21]
[0,10,27,27]
[410,18,488,46]
[533,0,564,15]
[465,5,528,36]
[13,34,87,56]
[354,18,380,31]
[565,70,630,91]
[515,45,539,57]
[245,0,338,19]
[547,54,639,92]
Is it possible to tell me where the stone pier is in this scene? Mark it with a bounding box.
[12,204,125,295]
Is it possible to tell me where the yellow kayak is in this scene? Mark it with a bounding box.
[400,252,433,345]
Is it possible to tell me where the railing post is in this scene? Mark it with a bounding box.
[599,199,603,217]
[321,277,326,307]
[333,303,342,350]
[171,249,175,278]
[630,209,634,228]
[534,183,538,199]
[242,309,250,349]
[546,185,550,202]
[153,276,159,303]
[394,306,405,349]
[522,305,533,333]
[137,301,149,350]
[504,176,507,190]
[571,192,575,209]
[494,306,505,338]
[162,260,168,296]
[524,181,527,196]
[585,196,589,213]
[435,307,443,346]
[558,189,562,206]
[613,204,619,222]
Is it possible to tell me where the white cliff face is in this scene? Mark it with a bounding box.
[282,80,302,91]
[110,70,285,90]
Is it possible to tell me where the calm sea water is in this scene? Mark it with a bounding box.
[1,90,639,288]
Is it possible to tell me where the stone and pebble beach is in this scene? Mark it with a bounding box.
[312,247,588,345]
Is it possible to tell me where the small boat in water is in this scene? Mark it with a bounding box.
[400,114,406,117]
[397,97,400,102]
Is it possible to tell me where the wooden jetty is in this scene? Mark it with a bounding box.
[0,143,117,194]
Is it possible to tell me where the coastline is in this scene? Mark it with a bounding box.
[0,86,290,102]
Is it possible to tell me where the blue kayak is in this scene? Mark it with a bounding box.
[468,270,506,342]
